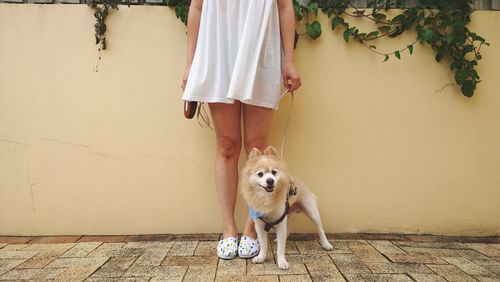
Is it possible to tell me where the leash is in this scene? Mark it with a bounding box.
[196,88,295,158]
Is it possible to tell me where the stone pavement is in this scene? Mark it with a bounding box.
[0,234,499,281]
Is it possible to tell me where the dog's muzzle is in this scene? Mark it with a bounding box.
[259,184,275,193]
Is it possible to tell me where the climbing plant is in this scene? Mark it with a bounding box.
[294,0,489,97]
[90,0,489,97]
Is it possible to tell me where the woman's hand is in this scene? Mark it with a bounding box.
[282,62,301,92]
[181,64,191,91]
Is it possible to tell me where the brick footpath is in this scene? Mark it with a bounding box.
[0,234,499,281]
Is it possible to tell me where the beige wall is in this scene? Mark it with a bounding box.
[0,4,499,236]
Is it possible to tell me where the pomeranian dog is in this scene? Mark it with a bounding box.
[241,146,333,269]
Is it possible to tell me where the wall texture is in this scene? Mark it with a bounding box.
[0,4,499,236]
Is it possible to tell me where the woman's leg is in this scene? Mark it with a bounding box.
[208,101,242,239]
[241,103,274,239]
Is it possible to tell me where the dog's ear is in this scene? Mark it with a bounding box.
[248,147,262,160]
[263,146,279,157]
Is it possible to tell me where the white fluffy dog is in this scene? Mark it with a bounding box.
[241,146,333,269]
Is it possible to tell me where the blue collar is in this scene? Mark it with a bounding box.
[249,206,266,220]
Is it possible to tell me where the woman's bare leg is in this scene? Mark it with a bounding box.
[208,101,242,239]
[241,103,274,239]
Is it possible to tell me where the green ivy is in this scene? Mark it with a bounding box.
[91,0,489,97]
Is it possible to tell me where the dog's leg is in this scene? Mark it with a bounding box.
[252,220,268,263]
[301,196,334,250]
[275,218,289,269]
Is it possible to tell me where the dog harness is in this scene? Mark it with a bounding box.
[249,176,298,232]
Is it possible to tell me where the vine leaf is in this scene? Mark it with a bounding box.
[395,51,401,60]
[306,21,322,40]
[408,45,414,55]
[383,55,389,62]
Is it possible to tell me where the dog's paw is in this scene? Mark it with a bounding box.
[277,258,289,269]
[321,241,334,250]
[252,255,266,264]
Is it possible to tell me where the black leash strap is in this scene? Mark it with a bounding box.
[259,201,290,232]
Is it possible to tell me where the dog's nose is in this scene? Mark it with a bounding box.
[266,178,274,186]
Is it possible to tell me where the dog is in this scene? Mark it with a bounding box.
[241,146,333,269]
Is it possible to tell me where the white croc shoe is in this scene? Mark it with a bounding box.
[217,235,238,259]
[238,235,260,258]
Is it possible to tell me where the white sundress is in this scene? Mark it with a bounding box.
[182,0,283,109]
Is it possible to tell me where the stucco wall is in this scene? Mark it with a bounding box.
[0,4,499,236]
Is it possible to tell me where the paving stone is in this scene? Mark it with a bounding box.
[148,265,188,280]
[326,240,354,254]
[0,237,32,244]
[45,265,103,281]
[0,250,39,259]
[123,241,174,249]
[17,249,66,268]
[171,234,220,241]
[386,253,448,264]
[0,267,56,280]
[286,253,331,264]
[329,253,371,274]
[194,241,218,256]
[326,233,363,240]
[86,278,150,282]
[295,240,324,254]
[278,274,313,282]
[162,255,217,266]
[394,241,469,250]
[0,259,26,276]
[167,240,198,256]
[132,248,170,266]
[247,261,308,275]
[368,240,406,255]
[216,257,246,275]
[360,234,410,241]
[305,260,346,281]
[490,244,500,250]
[408,273,447,282]
[480,264,500,275]
[61,241,102,257]
[271,240,300,254]
[87,243,143,257]
[474,276,500,282]
[123,264,187,278]
[466,243,500,257]
[122,234,174,242]
[365,262,434,274]
[0,244,30,251]
[45,256,109,268]
[348,242,390,263]
[78,236,129,243]
[215,274,279,281]
[343,273,414,281]
[90,256,137,278]
[427,264,477,282]
[22,243,76,251]
[29,236,81,244]
[441,256,495,277]
[182,265,217,281]
[406,235,453,243]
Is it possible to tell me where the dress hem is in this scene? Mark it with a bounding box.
[182,96,279,110]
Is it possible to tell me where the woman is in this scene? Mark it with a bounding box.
[181,0,301,259]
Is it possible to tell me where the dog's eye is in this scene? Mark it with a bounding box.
[257,172,264,177]
[271,170,277,176]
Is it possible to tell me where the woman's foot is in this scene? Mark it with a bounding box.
[217,234,238,259]
[238,235,260,258]
[239,217,260,258]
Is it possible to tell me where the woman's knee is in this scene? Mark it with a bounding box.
[217,135,242,160]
